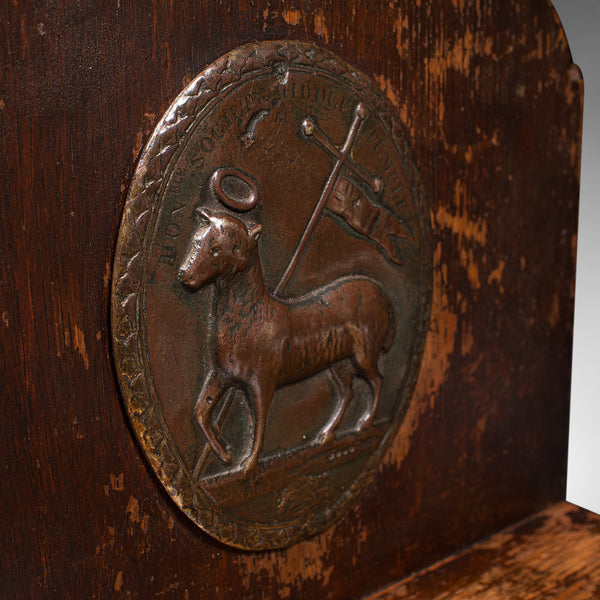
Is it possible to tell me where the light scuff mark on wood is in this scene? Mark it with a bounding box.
[282,9,301,26]
[386,240,458,469]
[374,74,401,109]
[547,291,560,328]
[434,188,488,247]
[114,570,123,592]
[70,416,85,440]
[126,494,150,535]
[132,130,144,162]
[110,473,125,492]
[103,259,111,288]
[313,13,329,42]
[565,64,582,107]
[72,323,89,369]
[237,528,336,596]
[126,495,140,522]
[486,259,505,290]
[460,320,474,356]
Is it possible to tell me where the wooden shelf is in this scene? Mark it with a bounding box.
[367,502,600,599]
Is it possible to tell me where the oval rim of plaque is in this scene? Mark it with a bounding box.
[111,40,433,550]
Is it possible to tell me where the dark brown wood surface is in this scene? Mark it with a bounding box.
[0,1,581,598]
[367,502,600,599]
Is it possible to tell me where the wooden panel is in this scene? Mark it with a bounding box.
[368,502,600,599]
[0,1,581,597]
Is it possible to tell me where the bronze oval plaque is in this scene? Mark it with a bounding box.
[112,41,432,550]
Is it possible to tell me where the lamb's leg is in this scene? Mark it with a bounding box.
[317,363,354,444]
[352,352,383,429]
[359,369,382,428]
[241,379,274,475]
[194,369,233,464]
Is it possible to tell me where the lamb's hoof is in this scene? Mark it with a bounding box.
[316,430,334,445]
[356,413,374,430]
[220,447,233,464]
[241,458,258,477]
[201,427,233,464]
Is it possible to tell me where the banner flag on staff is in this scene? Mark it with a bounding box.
[327,176,415,265]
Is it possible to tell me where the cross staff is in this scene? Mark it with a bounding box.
[274,102,382,296]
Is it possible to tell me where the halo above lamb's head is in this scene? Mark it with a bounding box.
[210,168,259,212]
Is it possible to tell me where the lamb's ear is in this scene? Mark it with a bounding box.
[248,223,262,242]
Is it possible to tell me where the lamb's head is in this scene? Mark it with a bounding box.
[178,209,262,289]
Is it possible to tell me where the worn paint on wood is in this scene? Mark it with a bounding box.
[368,502,600,600]
[0,0,581,597]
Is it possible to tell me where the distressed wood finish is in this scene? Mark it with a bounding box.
[0,1,581,598]
[367,502,600,599]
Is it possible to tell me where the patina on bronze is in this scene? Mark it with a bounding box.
[112,41,432,550]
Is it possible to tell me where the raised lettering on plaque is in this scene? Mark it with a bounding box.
[112,41,432,550]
